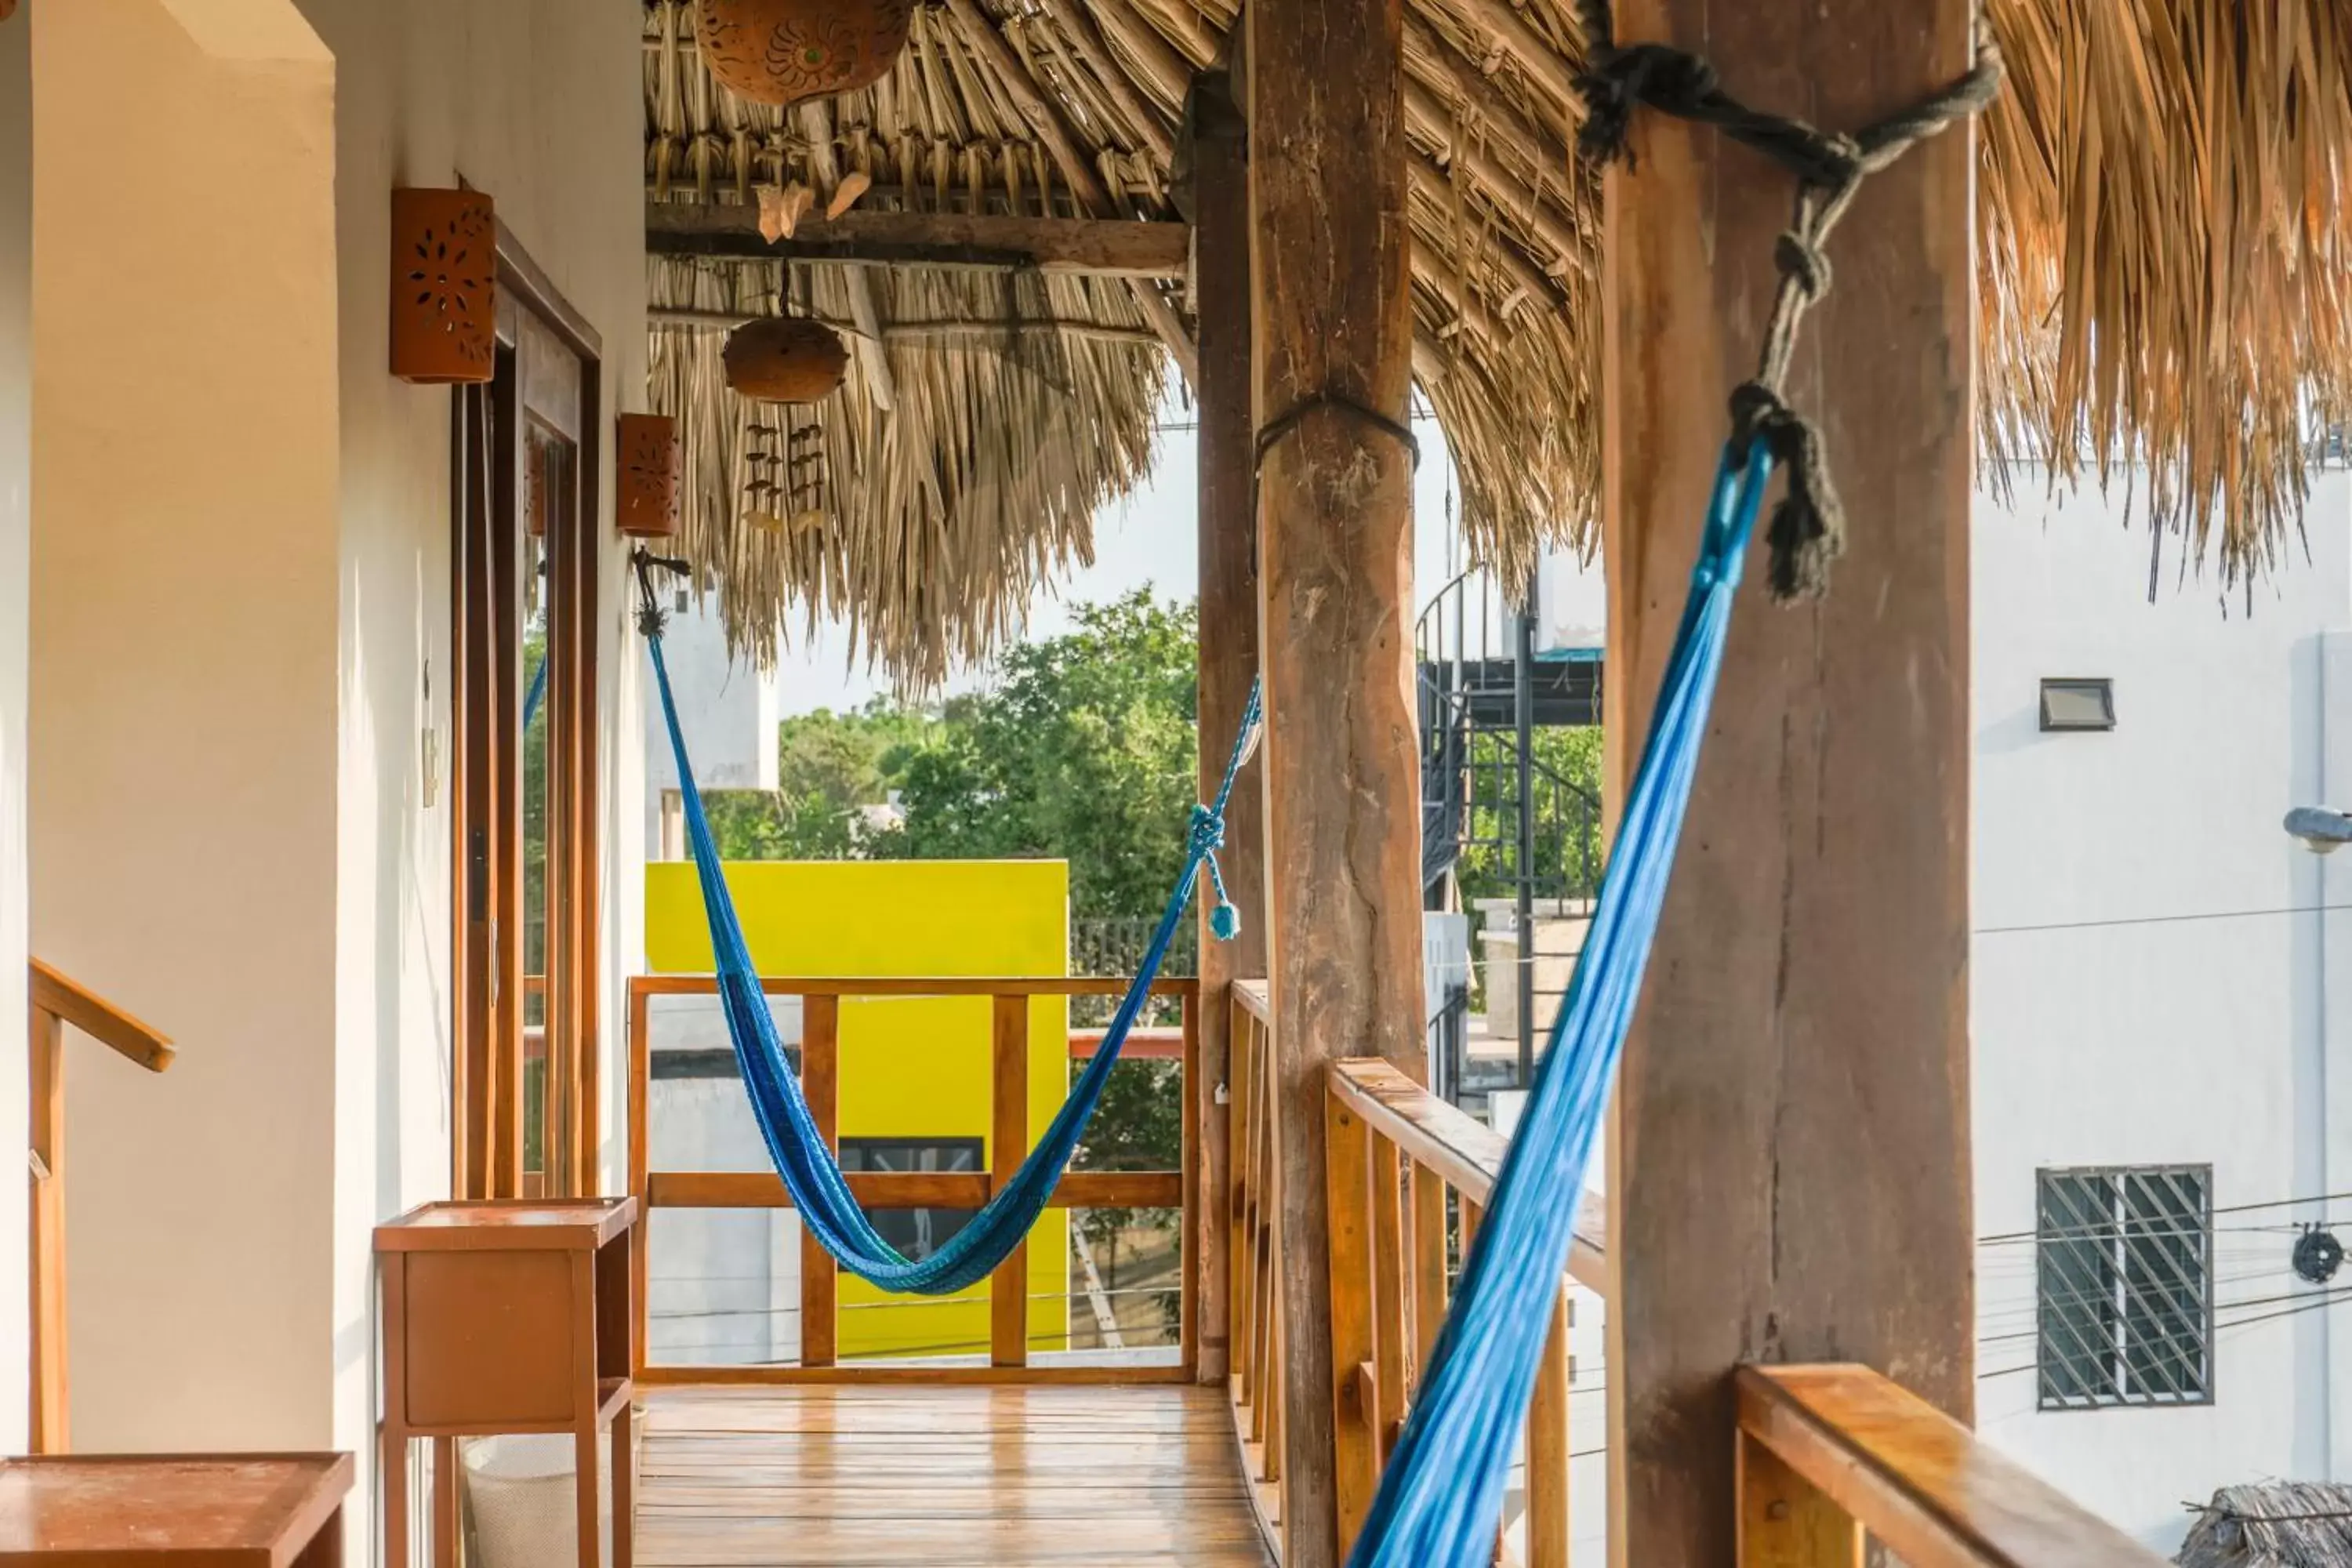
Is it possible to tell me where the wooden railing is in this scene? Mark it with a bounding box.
[1227,979,1597,1565]
[1229,977,2171,1568]
[626,973,1198,1384]
[27,959,175,1454]
[1737,1364,2168,1566]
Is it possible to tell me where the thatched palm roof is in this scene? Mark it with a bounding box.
[647,0,2352,684]
[2178,1484,2352,1567]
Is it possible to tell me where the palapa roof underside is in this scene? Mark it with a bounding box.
[647,0,2352,684]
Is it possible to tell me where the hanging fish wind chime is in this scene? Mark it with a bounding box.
[743,419,829,539]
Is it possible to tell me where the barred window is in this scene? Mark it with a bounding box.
[838,1137,983,1263]
[2037,1166,2212,1410]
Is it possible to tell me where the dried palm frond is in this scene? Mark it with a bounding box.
[649,0,2352,683]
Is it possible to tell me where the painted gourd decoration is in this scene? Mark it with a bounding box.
[694,0,916,106]
[723,318,851,403]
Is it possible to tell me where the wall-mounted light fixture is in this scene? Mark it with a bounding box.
[616,414,681,538]
[390,188,496,385]
[2039,677,2115,732]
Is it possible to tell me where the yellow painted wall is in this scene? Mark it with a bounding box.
[645,859,1072,1359]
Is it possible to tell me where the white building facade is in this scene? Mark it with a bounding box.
[1527,467,2352,1559]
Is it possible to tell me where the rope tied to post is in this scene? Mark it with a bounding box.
[1573,0,2004,598]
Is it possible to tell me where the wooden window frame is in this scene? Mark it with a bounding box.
[449,219,604,1200]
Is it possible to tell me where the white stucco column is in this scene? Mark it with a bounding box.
[0,1,35,1457]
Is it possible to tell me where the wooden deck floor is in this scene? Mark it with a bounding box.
[634,1384,1276,1566]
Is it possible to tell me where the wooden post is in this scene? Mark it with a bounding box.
[800,995,840,1369]
[1602,2,1976,1563]
[1247,0,1424,1555]
[990,994,1032,1368]
[1192,64,1258,1390]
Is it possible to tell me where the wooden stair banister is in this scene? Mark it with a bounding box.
[30,959,176,1072]
[27,958,176,1455]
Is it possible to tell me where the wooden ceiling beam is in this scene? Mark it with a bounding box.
[647,201,1193,277]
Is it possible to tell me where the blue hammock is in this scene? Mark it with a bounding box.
[523,654,547,731]
[1348,442,1771,1564]
[648,622,1262,1296]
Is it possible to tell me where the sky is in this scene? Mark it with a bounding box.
[769,390,1490,715]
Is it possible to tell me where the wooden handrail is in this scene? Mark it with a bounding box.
[29,960,174,1072]
[1735,1365,2169,1566]
[1327,1058,1606,1293]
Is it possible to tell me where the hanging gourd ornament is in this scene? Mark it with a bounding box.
[723,318,851,404]
[693,0,915,107]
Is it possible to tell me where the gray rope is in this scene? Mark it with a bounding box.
[1574,3,2004,599]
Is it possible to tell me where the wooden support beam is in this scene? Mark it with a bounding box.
[1602,2,1976,1563]
[942,0,1200,384]
[1250,0,1425,1559]
[1192,67,1261,1389]
[645,201,1192,278]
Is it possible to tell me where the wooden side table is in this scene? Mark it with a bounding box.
[0,1452,352,1566]
[376,1199,637,1568]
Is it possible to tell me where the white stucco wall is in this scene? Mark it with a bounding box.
[1972,468,2352,1552]
[298,0,648,1536]
[32,0,344,1456]
[642,598,781,856]
[0,1,33,1457]
[29,0,642,1550]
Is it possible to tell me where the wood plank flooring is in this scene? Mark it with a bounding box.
[634,1384,1276,1566]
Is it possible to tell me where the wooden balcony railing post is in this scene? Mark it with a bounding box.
[1324,1097,1377,1555]
[1526,1288,1574,1568]
[800,994,840,1370]
[1737,1432,1862,1568]
[1410,1162,1445,1386]
[1369,1138,1406,1462]
[990,993,1031,1368]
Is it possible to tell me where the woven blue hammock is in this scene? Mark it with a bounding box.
[648,624,1261,1297]
[1349,443,1770,1564]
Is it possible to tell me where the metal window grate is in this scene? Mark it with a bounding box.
[2036,1165,2212,1410]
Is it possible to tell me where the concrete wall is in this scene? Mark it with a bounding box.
[1972,467,2352,1552]
[32,0,343,1454]
[642,597,780,856]
[297,0,648,1531]
[0,2,31,1457]
[30,0,642,1550]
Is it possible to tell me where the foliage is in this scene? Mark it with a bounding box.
[703,700,937,862]
[871,590,1200,920]
[1454,724,1605,913]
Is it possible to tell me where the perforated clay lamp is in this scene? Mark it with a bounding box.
[694,0,914,106]
[389,189,495,385]
[723,318,850,404]
[617,415,681,538]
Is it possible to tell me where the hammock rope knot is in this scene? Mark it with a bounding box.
[1571,0,2002,600]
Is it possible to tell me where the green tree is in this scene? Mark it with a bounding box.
[704,700,938,862]
[1454,725,1605,910]
[875,590,1200,920]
